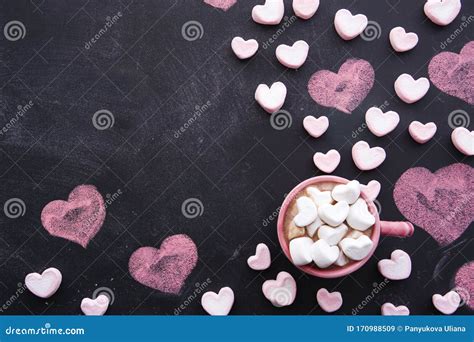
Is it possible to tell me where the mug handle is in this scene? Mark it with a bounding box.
[380,221,414,237]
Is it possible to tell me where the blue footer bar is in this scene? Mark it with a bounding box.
[0,316,472,341]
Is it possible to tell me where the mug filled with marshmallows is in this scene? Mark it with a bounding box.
[277,176,414,278]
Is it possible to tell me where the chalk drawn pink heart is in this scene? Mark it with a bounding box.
[428,41,474,105]
[307,58,375,114]
[454,261,473,310]
[129,234,198,295]
[41,185,106,248]
[204,0,237,11]
[393,163,474,246]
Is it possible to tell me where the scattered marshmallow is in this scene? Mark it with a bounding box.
[394,74,430,104]
[331,180,360,205]
[252,0,285,25]
[409,121,437,144]
[389,27,418,52]
[316,288,343,313]
[231,37,259,59]
[317,224,348,246]
[432,291,461,315]
[381,303,410,316]
[318,201,349,227]
[334,9,368,40]
[339,235,373,261]
[313,149,341,173]
[293,196,318,227]
[262,271,297,307]
[293,0,319,20]
[310,239,339,268]
[303,115,329,138]
[306,187,333,206]
[378,249,412,280]
[365,107,400,137]
[352,141,386,171]
[81,294,110,316]
[276,40,309,69]
[248,243,271,270]
[451,127,474,156]
[424,0,461,26]
[346,198,375,231]
[25,267,62,299]
[201,287,235,316]
[255,81,287,114]
[289,237,314,266]
[360,180,381,202]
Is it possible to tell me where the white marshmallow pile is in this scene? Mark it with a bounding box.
[289,180,376,268]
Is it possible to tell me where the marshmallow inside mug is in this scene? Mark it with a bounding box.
[277,176,381,278]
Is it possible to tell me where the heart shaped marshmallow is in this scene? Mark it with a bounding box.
[339,235,373,261]
[311,239,340,268]
[360,180,381,202]
[316,288,343,313]
[252,0,285,25]
[289,236,314,266]
[262,271,297,307]
[346,198,375,231]
[409,121,437,144]
[394,74,430,104]
[365,107,400,137]
[318,224,348,246]
[255,81,287,113]
[293,196,318,227]
[293,0,319,20]
[335,250,349,266]
[381,303,410,316]
[247,243,271,270]
[81,294,110,316]
[352,141,386,171]
[306,216,322,237]
[378,249,412,280]
[318,201,349,227]
[389,27,419,52]
[331,180,360,204]
[334,9,368,40]
[432,291,461,314]
[451,127,474,156]
[313,149,341,173]
[25,267,62,299]
[276,40,309,69]
[303,115,329,138]
[424,0,461,26]
[231,37,259,59]
[201,287,234,316]
[306,187,333,206]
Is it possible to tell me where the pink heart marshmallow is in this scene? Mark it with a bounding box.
[316,288,343,313]
[201,287,235,316]
[352,141,386,171]
[231,37,258,59]
[381,302,410,316]
[262,271,297,307]
[378,249,412,280]
[432,291,461,314]
[81,294,110,316]
[303,115,329,138]
[409,121,437,144]
[247,243,271,270]
[313,149,341,173]
[451,127,474,156]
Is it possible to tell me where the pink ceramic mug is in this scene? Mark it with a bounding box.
[277,175,414,278]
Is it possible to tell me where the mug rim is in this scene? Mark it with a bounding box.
[277,175,381,278]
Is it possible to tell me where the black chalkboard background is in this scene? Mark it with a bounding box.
[0,0,472,315]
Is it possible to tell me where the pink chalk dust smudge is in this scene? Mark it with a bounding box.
[307,58,375,114]
[41,184,106,248]
[393,163,474,246]
[204,0,237,11]
[454,261,474,310]
[428,41,474,105]
[129,234,198,295]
